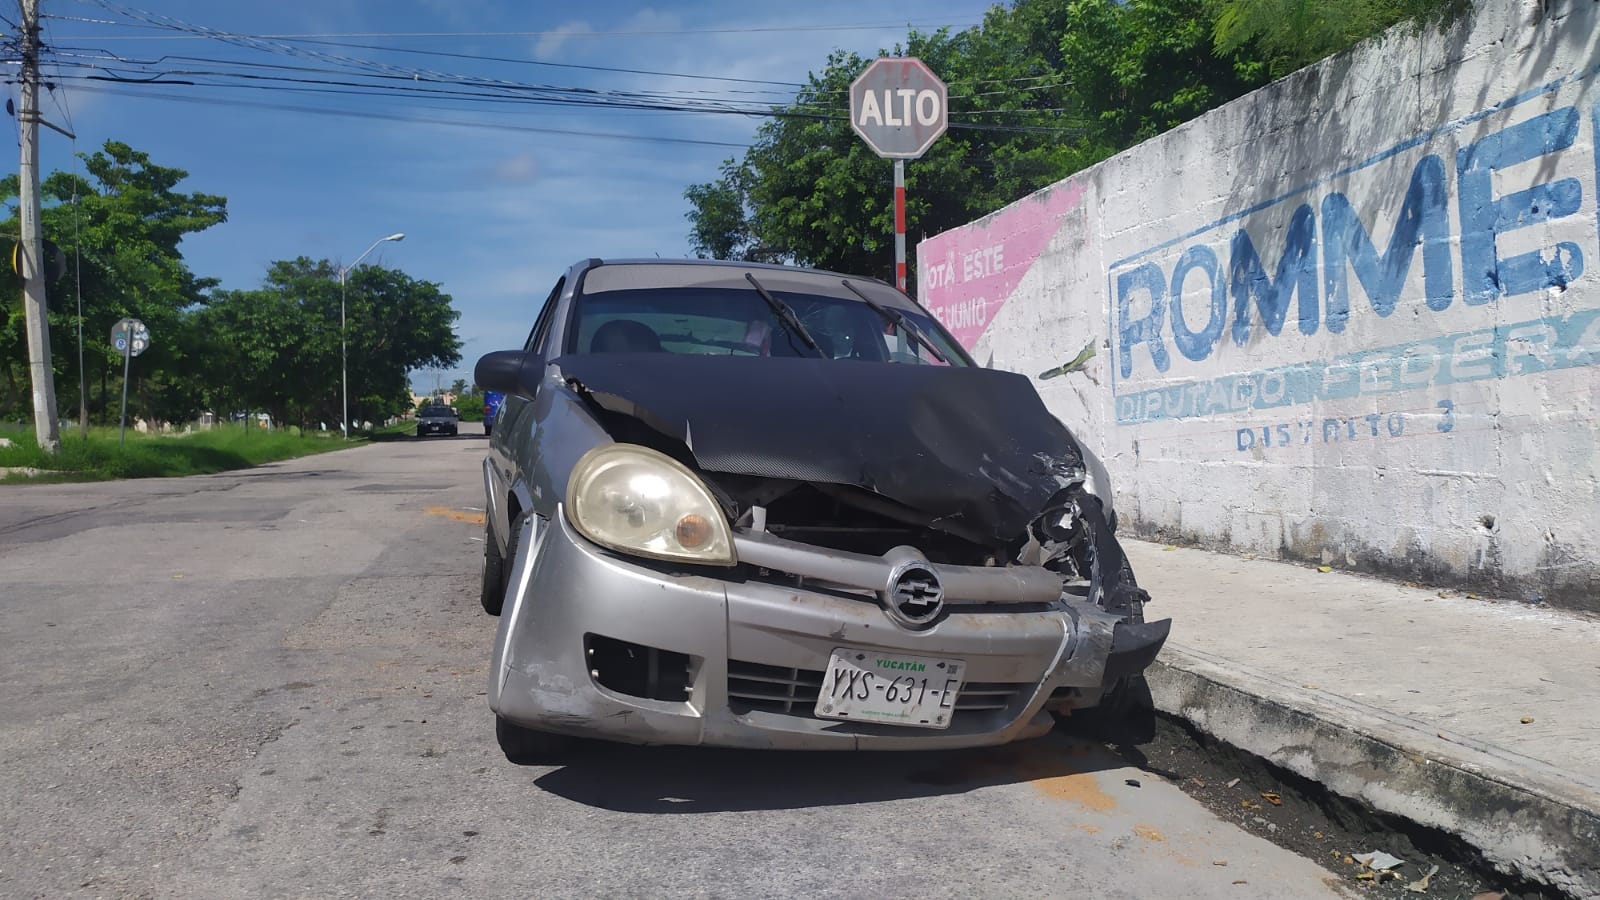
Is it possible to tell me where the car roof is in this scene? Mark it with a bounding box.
[578,258,909,305]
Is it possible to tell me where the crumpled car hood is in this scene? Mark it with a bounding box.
[555,354,1085,545]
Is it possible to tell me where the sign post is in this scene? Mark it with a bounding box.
[110,317,150,447]
[848,58,948,292]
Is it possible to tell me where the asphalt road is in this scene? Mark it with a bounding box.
[1,437,1349,899]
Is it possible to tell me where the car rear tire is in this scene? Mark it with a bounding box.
[495,716,576,763]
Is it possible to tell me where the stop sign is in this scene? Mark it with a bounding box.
[849,57,948,159]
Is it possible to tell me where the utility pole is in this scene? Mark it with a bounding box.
[18,0,60,453]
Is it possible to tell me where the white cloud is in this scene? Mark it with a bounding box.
[490,153,538,184]
[533,20,595,60]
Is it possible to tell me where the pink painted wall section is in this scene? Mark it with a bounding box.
[916,181,1086,350]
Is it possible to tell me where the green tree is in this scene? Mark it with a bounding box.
[0,141,227,424]
[683,0,1267,288]
[1207,0,1471,79]
[685,6,1103,286]
[196,259,461,429]
[1059,0,1269,153]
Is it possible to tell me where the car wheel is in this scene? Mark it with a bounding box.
[480,515,506,615]
[495,716,576,763]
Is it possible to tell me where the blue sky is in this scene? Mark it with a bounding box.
[11,0,998,392]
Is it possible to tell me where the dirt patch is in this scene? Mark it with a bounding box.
[1099,713,1573,900]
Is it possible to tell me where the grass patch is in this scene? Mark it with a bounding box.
[0,423,355,482]
[366,420,420,442]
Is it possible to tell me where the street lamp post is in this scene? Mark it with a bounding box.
[339,232,405,437]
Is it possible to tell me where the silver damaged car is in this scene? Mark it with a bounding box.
[474,258,1169,759]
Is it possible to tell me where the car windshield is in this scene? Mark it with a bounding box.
[567,285,967,366]
[423,406,455,417]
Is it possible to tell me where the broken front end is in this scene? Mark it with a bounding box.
[487,355,1169,750]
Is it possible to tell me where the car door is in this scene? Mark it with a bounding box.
[486,278,562,543]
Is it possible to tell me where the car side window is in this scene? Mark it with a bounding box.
[525,278,565,354]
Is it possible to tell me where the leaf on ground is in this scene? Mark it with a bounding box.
[1405,864,1439,893]
[1317,565,1333,572]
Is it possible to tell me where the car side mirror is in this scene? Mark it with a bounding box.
[474,350,544,398]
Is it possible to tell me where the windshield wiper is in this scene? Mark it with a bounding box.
[840,279,948,364]
[744,272,822,356]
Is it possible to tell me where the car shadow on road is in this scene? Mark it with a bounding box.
[529,728,1139,815]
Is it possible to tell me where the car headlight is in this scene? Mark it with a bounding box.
[566,443,736,566]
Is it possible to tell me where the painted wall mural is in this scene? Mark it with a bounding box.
[918,1,1600,612]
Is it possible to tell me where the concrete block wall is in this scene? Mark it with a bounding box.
[918,0,1600,612]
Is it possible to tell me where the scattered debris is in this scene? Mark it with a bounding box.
[1301,684,1320,690]
[1125,778,1142,788]
[1469,892,1505,900]
[1162,545,1177,551]
[1519,716,1534,724]
[1190,777,1207,788]
[1225,777,1240,788]
[1241,799,1262,810]
[1317,565,1333,572]
[1313,831,1323,839]
[1232,880,1247,885]
[1405,864,1439,893]
[1212,860,1228,867]
[1354,850,1405,871]
[1260,792,1282,806]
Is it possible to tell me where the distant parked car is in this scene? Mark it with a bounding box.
[483,390,505,436]
[415,404,459,437]
[473,257,1169,761]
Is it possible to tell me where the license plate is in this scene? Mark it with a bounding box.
[814,648,965,730]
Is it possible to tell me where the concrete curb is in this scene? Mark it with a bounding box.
[1146,646,1600,899]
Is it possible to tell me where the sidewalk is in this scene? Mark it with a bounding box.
[1122,539,1600,899]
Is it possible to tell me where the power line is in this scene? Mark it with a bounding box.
[37,2,1085,140]
[45,14,984,40]
[57,80,756,148]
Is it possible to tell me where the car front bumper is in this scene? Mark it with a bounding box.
[488,510,1166,750]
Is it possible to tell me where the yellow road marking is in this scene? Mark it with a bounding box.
[424,505,486,526]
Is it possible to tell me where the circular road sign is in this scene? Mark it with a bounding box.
[849,57,948,160]
[110,317,152,358]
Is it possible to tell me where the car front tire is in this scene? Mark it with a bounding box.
[480,515,506,615]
